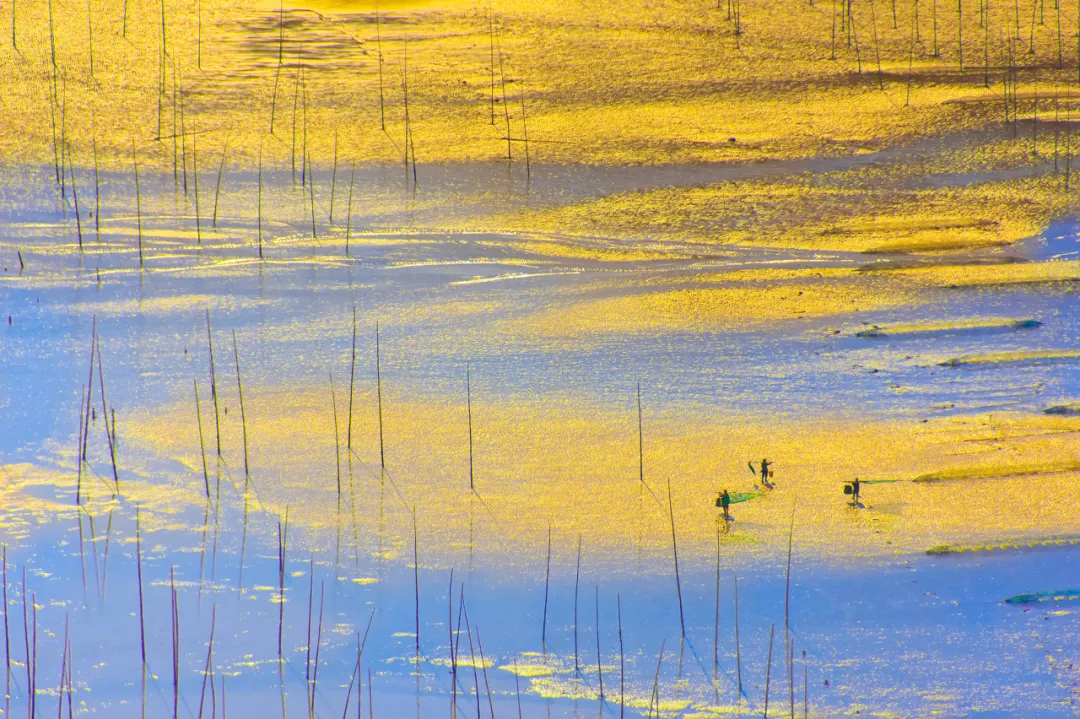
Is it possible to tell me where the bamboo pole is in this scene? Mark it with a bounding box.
[595,586,604,702]
[541,523,551,651]
[133,140,143,269]
[347,307,357,449]
[96,342,119,495]
[376,323,385,473]
[573,534,581,674]
[763,624,775,719]
[194,379,209,497]
[466,364,474,491]
[232,330,249,479]
[212,129,230,227]
[206,311,221,457]
[617,593,624,719]
[667,478,687,638]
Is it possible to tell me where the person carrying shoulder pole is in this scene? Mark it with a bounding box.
[760,458,774,487]
[851,476,861,505]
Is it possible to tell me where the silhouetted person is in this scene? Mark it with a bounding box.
[851,477,861,505]
[760,458,773,487]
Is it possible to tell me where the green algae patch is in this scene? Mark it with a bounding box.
[939,349,1080,367]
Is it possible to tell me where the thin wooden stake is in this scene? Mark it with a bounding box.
[345,163,355,256]
[68,145,83,252]
[573,534,582,674]
[329,129,338,224]
[206,311,221,457]
[232,330,250,479]
[617,593,624,719]
[348,307,357,449]
[194,119,202,245]
[96,342,119,495]
[541,524,551,651]
[763,624,775,719]
[132,140,143,269]
[595,586,604,702]
[734,573,742,700]
[667,478,687,638]
[257,143,263,258]
[194,379,209,497]
[376,323,385,473]
[466,364,474,490]
[412,507,420,674]
[2,545,8,719]
[212,129,230,227]
[171,566,179,719]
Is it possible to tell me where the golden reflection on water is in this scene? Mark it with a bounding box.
[74,386,1080,567]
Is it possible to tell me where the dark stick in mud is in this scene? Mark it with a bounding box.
[330,129,338,224]
[194,119,202,245]
[376,0,385,130]
[595,586,604,702]
[714,523,720,694]
[667,478,687,638]
[345,163,355,256]
[137,505,147,719]
[271,45,283,135]
[348,307,357,449]
[305,556,314,714]
[213,128,230,227]
[30,590,36,719]
[21,568,29,719]
[574,534,582,674]
[803,650,809,719]
[489,11,496,124]
[81,318,96,492]
[520,82,531,178]
[311,582,325,715]
[648,640,665,717]
[618,593,625,719]
[96,342,119,495]
[57,613,68,719]
[77,384,86,500]
[376,322,385,473]
[307,150,317,244]
[91,122,100,241]
[467,363,474,490]
[735,573,742,699]
[133,139,143,269]
[764,623,775,718]
[68,145,83,251]
[197,605,216,719]
[332,371,341,502]
[2,545,7,719]
[171,566,180,719]
[461,593,482,719]
[206,311,221,457]
[232,329,250,479]
[412,507,420,674]
[476,628,496,719]
[195,379,209,497]
[786,501,796,719]
[542,523,551,651]
[257,143,263,258]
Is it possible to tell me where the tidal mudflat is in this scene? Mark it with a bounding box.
[3,0,1080,716]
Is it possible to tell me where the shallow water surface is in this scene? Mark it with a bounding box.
[1,165,1079,717]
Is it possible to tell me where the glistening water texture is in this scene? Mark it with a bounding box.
[2,163,1080,717]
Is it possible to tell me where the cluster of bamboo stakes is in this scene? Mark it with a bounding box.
[13,0,1080,275]
[6,0,922,714]
[42,303,826,718]
[21,0,548,272]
